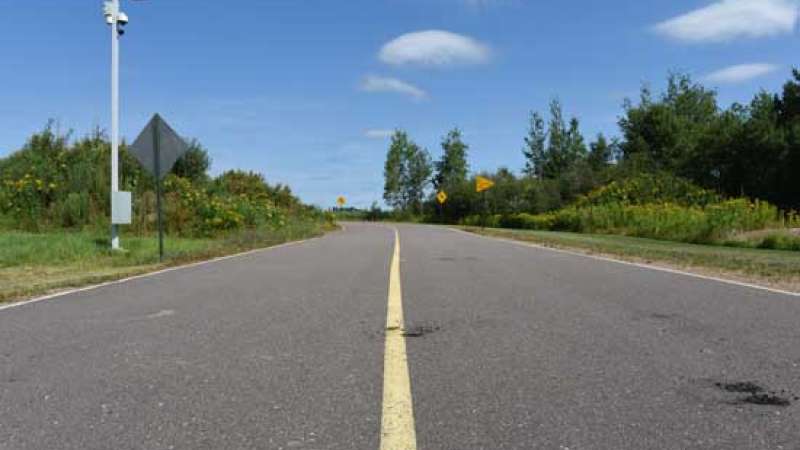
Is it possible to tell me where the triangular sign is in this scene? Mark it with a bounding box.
[129,114,190,180]
[476,176,495,193]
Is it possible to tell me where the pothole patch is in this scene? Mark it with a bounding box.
[402,323,441,338]
[713,380,795,407]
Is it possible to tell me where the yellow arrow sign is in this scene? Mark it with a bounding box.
[476,176,495,193]
[436,191,448,205]
[336,196,346,207]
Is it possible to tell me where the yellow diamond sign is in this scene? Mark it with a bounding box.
[436,191,448,205]
[476,176,495,193]
[336,196,346,207]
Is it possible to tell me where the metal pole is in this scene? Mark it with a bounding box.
[110,0,121,250]
[152,116,164,262]
[481,191,488,229]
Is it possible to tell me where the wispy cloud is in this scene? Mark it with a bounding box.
[654,0,799,43]
[704,63,781,84]
[364,129,395,139]
[379,30,491,67]
[359,75,428,100]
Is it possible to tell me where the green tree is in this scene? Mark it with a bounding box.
[434,128,469,190]
[565,117,588,161]
[618,73,718,178]
[540,100,586,178]
[588,133,612,170]
[406,143,433,214]
[383,131,409,210]
[171,139,211,184]
[777,69,800,208]
[522,112,546,177]
[543,99,567,178]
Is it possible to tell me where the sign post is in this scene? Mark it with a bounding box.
[436,191,448,223]
[152,118,164,261]
[130,114,190,262]
[475,176,495,229]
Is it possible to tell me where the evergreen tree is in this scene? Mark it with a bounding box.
[541,100,586,178]
[434,128,469,189]
[588,133,612,170]
[565,117,588,162]
[522,112,546,177]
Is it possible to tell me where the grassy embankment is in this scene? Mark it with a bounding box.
[462,226,800,293]
[0,219,334,303]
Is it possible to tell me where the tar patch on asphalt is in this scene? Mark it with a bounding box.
[713,380,796,407]
[402,322,441,338]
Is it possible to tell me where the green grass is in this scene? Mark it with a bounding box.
[0,219,333,303]
[463,226,800,292]
[722,229,800,252]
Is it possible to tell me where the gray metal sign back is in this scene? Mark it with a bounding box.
[130,114,190,179]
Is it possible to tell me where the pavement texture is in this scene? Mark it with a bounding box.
[1,222,799,449]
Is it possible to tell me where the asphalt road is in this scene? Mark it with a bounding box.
[1,222,799,449]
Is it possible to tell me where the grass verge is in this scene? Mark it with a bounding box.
[461,226,800,293]
[0,219,336,303]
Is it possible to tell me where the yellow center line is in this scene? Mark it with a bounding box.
[380,228,417,450]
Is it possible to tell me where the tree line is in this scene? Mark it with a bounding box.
[382,69,800,222]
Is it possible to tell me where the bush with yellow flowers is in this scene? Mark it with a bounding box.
[0,124,316,236]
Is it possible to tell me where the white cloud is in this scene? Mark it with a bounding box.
[379,30,491,67]
[704,63,781,83]
[364,129,395,139]
[359,75,428,100]
[654,0,799,43]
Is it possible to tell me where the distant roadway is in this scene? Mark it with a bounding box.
[1,223,798,449]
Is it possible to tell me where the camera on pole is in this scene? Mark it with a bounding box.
[103,1,128,35]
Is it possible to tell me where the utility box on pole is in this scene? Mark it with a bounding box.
[111,191,132,225]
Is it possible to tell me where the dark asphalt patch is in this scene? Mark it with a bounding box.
[713,381,795,407]
[402,323,441,338]
[734,393,793,407]
[715,381,763,394]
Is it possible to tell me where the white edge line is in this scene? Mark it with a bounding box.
[0,236,322,313]
[450,228,800,298]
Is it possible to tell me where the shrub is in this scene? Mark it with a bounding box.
[498,199,782,245]
[575,172,720,208]
[163,175,286,237]
[461,214,502,228]
[58,192,90,228]
[759,233,800,251]
[0,125,319,237]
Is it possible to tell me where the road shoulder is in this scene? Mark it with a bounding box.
[0,227,340,310]
[457,226,800,297]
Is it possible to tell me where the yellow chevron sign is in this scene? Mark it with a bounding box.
[475,176,495,193]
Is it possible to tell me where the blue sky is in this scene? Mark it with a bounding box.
[1,0,798,208]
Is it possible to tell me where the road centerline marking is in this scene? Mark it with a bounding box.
[380,229,417,450]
